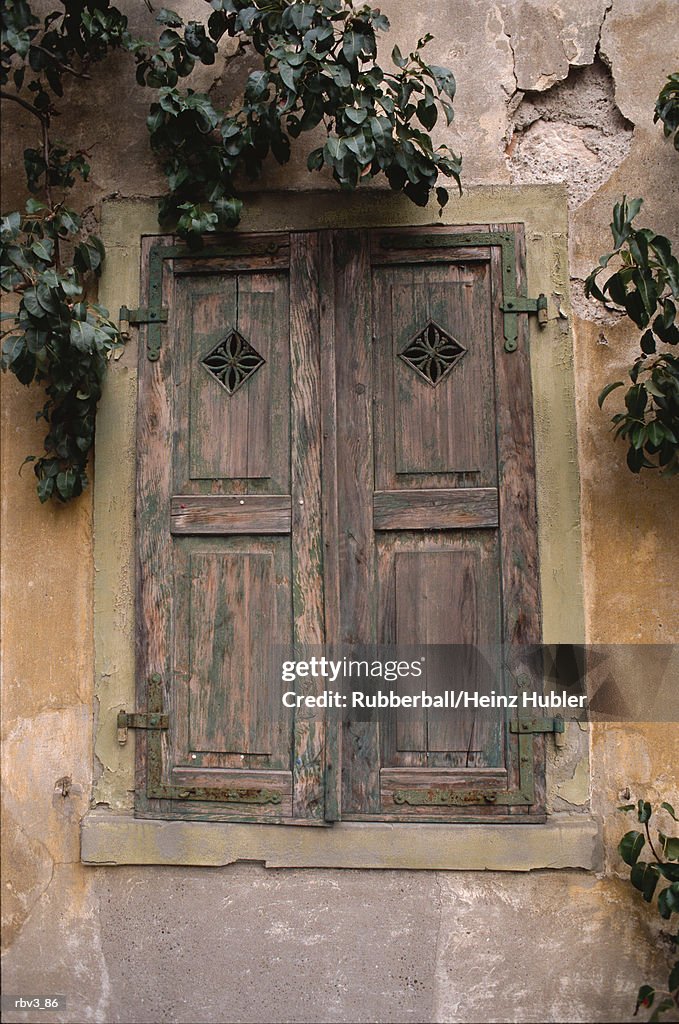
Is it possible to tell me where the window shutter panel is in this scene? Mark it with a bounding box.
[134,226,545,824]
[135,234,329,822]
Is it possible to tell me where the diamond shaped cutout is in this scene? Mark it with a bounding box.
[399,319,467,387]
[202,329,265,395]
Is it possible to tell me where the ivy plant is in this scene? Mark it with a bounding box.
[133,2,462,246]
[655,72,679,152]
[586,72,679,478]
[585,197,679,476]
[618,799,679,1020]
[1,0,461,501]
[1,0,129,500]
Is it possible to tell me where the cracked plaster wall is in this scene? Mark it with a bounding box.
[2,1,678,1021]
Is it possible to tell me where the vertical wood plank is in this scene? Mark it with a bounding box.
[290,232,326,819]
[490,223,544,810]
[336,230,380,815]
[319,231,342,821]
[136,237,176,811]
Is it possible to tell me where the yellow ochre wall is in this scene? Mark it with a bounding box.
[2,2,678,1021]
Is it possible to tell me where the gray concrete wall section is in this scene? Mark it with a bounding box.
[2,866,660,1024]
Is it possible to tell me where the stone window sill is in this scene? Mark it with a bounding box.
[81,811,601,870]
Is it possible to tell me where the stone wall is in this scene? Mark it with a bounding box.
[2,2,678,1021]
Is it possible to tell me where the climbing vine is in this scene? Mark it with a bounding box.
[1,0,461,501]
[618,798,679,1019]
[586,72,679,477]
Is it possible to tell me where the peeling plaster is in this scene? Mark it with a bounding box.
[506,59,634,208]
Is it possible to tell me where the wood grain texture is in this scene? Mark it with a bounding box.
[135,225,545,824]
[490,223,544,812]
[289,232,327,819]
[319,231,342,822]
[336,230,381,816]
[136,237,176,816]
[372,259,497,488]
[373,488,498,530]
[186,552,278,756]
[171,494,291,534]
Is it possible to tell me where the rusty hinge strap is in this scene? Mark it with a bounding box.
[175,787,283,805]
[117,710,169,745]
[394,788,498,807]
[509,715,565,735]
[119,305,168,340]
[500,294,548,323]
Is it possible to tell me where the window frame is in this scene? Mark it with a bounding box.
[83,187,598,870]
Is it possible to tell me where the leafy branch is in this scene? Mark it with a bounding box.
[618,799,679,1020]
[134,2,461,247]
[585,72,679,478]
[585,198,679,475]
[655,72,679,152]
[2,0,462,502]
[1,0,128,500]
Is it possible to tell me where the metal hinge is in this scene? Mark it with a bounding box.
[117,710,169,745]
[510,715,565,747]
[500,293,548,324]
[119,305,168,340]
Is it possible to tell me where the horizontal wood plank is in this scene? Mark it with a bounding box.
[172,768,292,794]
[381,768,507,789]
[171,495,291,534]
[373,488,498,530]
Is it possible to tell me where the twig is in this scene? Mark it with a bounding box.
[0,89,47,122]
[29,45,92,80]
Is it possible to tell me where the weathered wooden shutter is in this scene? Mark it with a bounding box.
[327,227,544,821]
[134,226,544,824]
[136,234,327,822]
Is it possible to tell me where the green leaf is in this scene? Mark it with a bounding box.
[37,476,55,503]
[391,44,407,69]
[638,800,652,824]
[669,961,679,993]
[631,861,660,903]
[56,468,77,500]
[289,4,315,32]
[598,380,624,408]
[662,802,678,821]
[429,65,456,99]
[658,883,679,919]
[619,830,645,866]
[307,147,324,171]
[70,320,96,352]
[659,835,679,861]
[279,61,297,93]
[22,289,43,319]
[156,8,183,27]
[635,985,655,1015]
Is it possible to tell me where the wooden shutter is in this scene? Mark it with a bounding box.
[135,234,327,822]
[134,226,544,824]
[326,227,544,822]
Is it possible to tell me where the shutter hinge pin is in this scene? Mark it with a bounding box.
[117,710,169,745]
[118,305,169,341]
[510,715,566,748]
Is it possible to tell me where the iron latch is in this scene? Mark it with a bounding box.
[510,715,565,747]
[117,710,169,745]
[500,293,548,324]
[119,305,168,340]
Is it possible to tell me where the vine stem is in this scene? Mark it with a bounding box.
[645,818,662,863]
[0,89,48,122]
[29,45,91,79]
